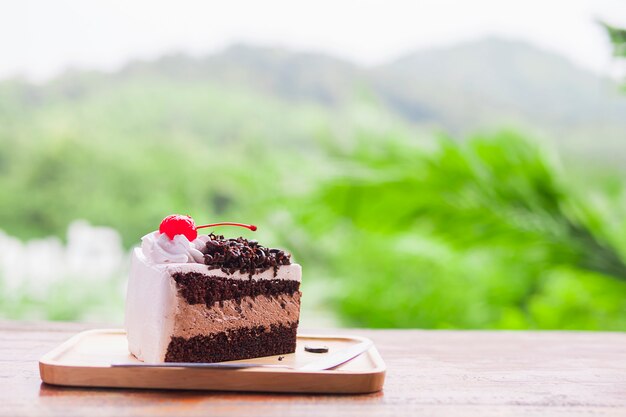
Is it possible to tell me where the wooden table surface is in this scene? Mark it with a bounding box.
[2,321,625,417]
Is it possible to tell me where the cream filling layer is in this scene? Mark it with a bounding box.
[160,262,302,282]
[171,292,301,338]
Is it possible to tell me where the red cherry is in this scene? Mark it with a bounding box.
[159,214,197,241]
[159,214,257,240]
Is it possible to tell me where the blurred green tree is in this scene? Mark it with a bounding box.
[294,131,626,329]
[604,22,626,57]
[603,21,626,85]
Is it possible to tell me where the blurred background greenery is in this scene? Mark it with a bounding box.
[1,6,626,329]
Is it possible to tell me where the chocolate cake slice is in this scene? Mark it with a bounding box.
[125,221,301,363]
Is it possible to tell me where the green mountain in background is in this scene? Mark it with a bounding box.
[117,38,626,157]
[376,38,626,149]
[3,37,625,157]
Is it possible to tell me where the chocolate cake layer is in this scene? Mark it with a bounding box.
[164,322,298,363]
[172,293,301,337]
[173,272,300,306]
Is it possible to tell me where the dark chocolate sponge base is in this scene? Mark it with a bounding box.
[164,322,298,363]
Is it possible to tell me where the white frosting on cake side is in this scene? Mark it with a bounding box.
[124,247,302,362]
[125,248,179,362]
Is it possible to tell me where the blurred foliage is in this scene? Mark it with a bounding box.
[294,132,626,328]
[603,21,626,87]
[0,77,333,245]
[603,22,626,58]
[1,61,626,329]
[0,276,125,322]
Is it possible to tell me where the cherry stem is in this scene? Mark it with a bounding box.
[196,222,257,232]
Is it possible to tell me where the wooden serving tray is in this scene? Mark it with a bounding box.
[39,329,386,394]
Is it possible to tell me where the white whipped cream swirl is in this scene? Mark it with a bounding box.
[141,231,209,264]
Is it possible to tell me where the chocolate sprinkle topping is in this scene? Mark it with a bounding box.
[201,233,291,276]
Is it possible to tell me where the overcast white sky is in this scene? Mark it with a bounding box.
[1,0,625,81]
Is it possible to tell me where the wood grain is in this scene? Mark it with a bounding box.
[1,320,625,417]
